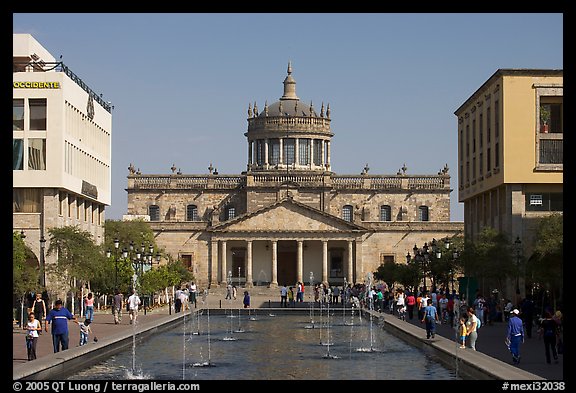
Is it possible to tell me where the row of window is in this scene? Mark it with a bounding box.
[253,138,327,166]
[147,204,430,222]
[341,205,429,222]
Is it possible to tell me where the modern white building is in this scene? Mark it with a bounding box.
[13,34,112,291]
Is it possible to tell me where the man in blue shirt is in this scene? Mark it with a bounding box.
[421,299,440,339]
[45,299,78,353]
[507,308,525,364]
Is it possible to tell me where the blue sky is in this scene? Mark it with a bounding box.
[13,13,563,221]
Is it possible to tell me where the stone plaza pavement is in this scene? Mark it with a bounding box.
[13,289,563,380]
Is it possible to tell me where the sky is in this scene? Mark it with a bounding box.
[13,13,563,222]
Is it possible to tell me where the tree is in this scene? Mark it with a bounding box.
[459,227,516,297]
[13,231,39,297]
[45,226,105,292]
[526,214,563,310]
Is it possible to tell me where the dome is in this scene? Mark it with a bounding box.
[257,100,318,118]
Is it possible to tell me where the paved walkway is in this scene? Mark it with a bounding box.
[13,290,563,380]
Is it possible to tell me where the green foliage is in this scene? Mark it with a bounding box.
[139,260,192,294]
[13,232,39,296]
[45,226,105,287]
[526,214,563,292]
[104,219,157,254]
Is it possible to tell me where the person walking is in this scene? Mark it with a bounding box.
[127,289,141,325]
[24,312,41,360]
[225,283,233,300]
[84,292,95,323]
[189,282,197,308]
[32,292,46,333]
[538,311,559,364]
[466,307,479,351]
[520,295,535,339]
[406,292,416,320]
[280,285,288,307]
[45,299,78,353]
[113,289,123,324]
[288,286,295,307]
[507,308,525,364]
[421,299,440,339]
[243,290,250,308]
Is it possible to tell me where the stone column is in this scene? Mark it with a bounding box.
[297,240,303,284]
[264,138,269,168]
[326,141,331,169]
[355,238,363,282]
[347,239,354,284]
[246,240,253,288]
[295,138,299,167]
[271,240,278,287]
[210,239,218,287]
[321,140,325,167]
[322,240,328,285]
[248,141,252,166]
[221,240,227,284]
[279,139,283,166]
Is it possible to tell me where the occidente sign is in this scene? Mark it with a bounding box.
[13,81,60,89]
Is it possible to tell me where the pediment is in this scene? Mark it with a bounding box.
[211,198,366,233]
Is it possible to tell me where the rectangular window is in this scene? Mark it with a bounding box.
[180,254,193,271]
[298,138,310,165]
[28,138,46,170]
[487,148,491,172]
[540,102,563,134]
[379,254,395,264]
[13,99,24,130]
[29,98,47,130]
[494,100,500,138]
[487,107,491,143]
[227,206,236,220]
[284,138,295,165]
[472,157,476,180]
[472,119,476,153]
[525,193,563,212]
[313,140,322,165]
[149,205,160,221]
[13,139,24,170]
[269,139,280,165]
[479,152,483,176]
[479,113,483,148]
[466,125,469,157]
[255,140,264,165]
[495,142,500,168]
[13,188,41,213]
[342,205,353,222]
[459,129,463,159]
[59,192,65,216]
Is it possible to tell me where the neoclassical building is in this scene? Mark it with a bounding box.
[125,64,463,289]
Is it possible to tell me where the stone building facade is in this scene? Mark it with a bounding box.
[125,64,463,289]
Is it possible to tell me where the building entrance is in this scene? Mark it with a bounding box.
[277,251,297,286]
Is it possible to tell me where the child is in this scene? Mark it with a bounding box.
[398,304,406,321]
[78,318,92,346]
[458,316,467,348]
[24,312,41,360]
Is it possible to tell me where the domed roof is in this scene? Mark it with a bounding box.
[257,100,318,118]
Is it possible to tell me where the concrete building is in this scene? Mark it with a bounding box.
[13,34,112,291]
[125,63,463,289]
[454,69,563,298]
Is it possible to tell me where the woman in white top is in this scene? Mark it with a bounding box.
[466,307,479,351]
[24,312,41,360]
[396,289,406,317]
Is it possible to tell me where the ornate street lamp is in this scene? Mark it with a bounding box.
[514,237,522,296]
[39,235,46,288]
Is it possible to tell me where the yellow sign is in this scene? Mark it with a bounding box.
[13,81,60,89]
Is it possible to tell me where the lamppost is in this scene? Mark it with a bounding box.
[514,237,522,298]
[131,242,161,315]
[412,243,430,293]
[106,237,121,290]
[39,235,46,288]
